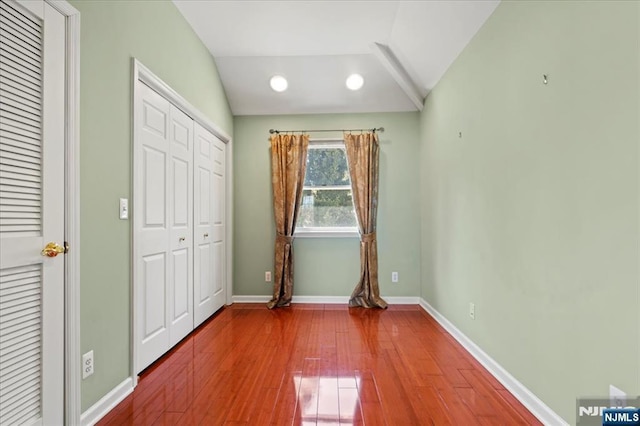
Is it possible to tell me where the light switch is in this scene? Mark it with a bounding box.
[119,198,128,220]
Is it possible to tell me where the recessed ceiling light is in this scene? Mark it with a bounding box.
[270,75,288,92]
[346,73,364,91]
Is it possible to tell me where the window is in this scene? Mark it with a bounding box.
[296,140,358,237]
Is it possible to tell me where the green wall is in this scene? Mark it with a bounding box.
[67,0,639,421]
[419,1,639,423]
[233,113,421,299]
[69,0,233,411]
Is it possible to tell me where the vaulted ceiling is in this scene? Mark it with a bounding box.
[173,1,500,115]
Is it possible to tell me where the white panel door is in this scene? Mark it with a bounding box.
[210,130,226,312]
[135,83,195,371]
[167,105,193,347]
[0,1,65,424]
[193,123,225,327]
[135,83,171,371]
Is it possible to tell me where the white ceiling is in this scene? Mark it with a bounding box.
[173,1,500,116]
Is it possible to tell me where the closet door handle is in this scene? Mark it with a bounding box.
[204,233,209,238]
[179,237,185,242]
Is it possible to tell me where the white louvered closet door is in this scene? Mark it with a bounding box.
[0,1,65,425]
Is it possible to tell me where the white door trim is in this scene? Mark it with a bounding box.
[131,59,233,384]
[42,0,82,424]
[133,60,231,144]
[225,132,233,307]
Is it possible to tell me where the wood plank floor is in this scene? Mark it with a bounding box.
[98,304,541,425]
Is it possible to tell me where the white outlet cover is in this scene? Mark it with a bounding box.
[82,350,94,379]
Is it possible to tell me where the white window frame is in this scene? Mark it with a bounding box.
[295,138,359,238]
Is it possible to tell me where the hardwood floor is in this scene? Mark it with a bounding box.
[98,304,541,425]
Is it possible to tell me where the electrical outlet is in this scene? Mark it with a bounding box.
[391,272,398,283]
[265,271,272,282]
[82,350,94,379]
[610,385,626,407]
[469,303,475,320]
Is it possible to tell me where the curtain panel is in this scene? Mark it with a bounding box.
[344,133,387,309]
[267,134,309,309]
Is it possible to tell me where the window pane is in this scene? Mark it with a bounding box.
[304,148,350,186]
[298,189,358,228]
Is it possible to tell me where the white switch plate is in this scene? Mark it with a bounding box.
[119,198,128,220]
[391,272,398,283]
[265,271,272,282]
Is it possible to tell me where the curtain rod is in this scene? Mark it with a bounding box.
[269,127,384,134]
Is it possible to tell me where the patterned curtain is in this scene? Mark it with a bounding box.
[344,133,387,309]
[267,134,309,309]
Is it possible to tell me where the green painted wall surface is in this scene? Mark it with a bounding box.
[69,0,233,411]
[233,113,421,299]
[419,1,639,423]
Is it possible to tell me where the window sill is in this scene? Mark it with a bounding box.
[294,228,360,238]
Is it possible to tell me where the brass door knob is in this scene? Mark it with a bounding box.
[41,242,65,258]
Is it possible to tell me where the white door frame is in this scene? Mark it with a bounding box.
[131,59,233,383]
[41,0,82,424]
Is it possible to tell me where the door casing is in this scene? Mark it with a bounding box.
[46,0,82,424]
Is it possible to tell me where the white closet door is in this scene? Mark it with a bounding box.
[210,130,226,312]
[193,123,225,327]
[135,74,227,370]
[135,84,196,371]
[0,1,64,424]
[135,83,171,371]
[167,105,193,347]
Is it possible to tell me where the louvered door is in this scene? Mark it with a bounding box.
[0,1,65,424]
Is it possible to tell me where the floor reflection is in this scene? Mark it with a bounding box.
[294,373,361,425]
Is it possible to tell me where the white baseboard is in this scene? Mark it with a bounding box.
[231,295,271,303]
[418,298,568,426]
[231,295,420,305]
[293,295,349,304]
[80,376,134,426]
[385,296,420,304]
